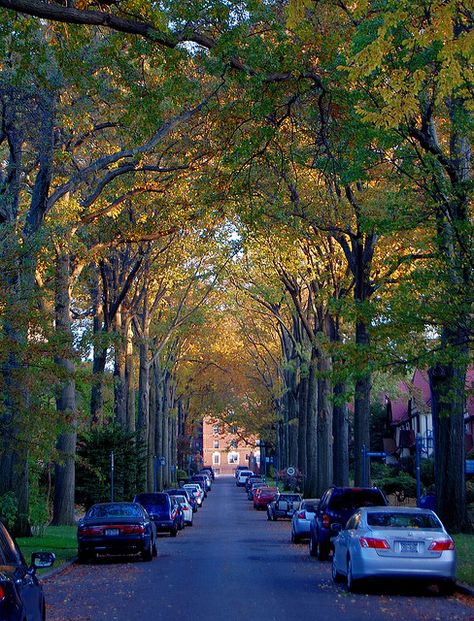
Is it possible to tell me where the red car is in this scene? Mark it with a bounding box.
[253,486,279,509]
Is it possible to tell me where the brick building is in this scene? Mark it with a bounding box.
[202,417,260,475]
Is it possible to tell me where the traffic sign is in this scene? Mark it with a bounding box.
[286,466,296,476]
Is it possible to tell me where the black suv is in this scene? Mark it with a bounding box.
[309,486,387,560]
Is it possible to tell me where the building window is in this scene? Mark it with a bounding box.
[213,440,219,449]
[212,452,220,465]
[228,451,239,464]
[229,440,237,449]
[213,424,219,434]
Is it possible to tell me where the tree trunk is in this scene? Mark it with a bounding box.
[305,347,318,496]
[429,355,469,532]
[317,348,333,493]
[90,271,107,427]
[52,253,77,526]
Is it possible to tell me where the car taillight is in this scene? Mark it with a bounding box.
[359,537,391,549]
[79,526,103,536]
[297,511,306,519]
[322,514,330,528]
[0,585,5,602]
[120,525,146,534]
[428,539,455,551]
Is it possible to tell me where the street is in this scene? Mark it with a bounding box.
[44,478,474,621]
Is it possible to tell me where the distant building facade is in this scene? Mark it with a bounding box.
[202,417,260,475]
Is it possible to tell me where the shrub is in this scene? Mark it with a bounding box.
[0,492,17,530]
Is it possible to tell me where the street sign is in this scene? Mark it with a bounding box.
[158,456,166,466]
[286,466,296,476]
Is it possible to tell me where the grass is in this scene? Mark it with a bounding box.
[17,525,77,575]
[453,534,474,586]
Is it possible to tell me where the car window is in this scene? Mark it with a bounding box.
[0,524,21,565]
[87,504,143,518]
[367,512,442,529]
[135,494,169,507]
[303,503,317,513]
[330,490,385,512]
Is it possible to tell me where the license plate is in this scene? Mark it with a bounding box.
[400,541,418,553]
[105,528,119,536]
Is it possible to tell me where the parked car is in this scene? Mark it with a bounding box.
[174,495,194,526]
[170,496,185,530]
[291,498,319,543]
[332,506,456,594]
[247,481,267,501]
[235,465,249,478]
[200,467,215,481]
[267,493,303,521]
[309,486,388,560]
[183,483,204,507]
[165,488,197,513]
[77,502,157,562]
[245,475,265,494]
[236,470,253,487]
[0,520,55,621]
[190,475,209,495]
[253,486,279,509]
[134,492,181,537]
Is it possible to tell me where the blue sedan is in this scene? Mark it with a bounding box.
[77,502,157,562]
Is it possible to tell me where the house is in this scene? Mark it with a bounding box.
[201,417,260,475]
[385,368,474,460]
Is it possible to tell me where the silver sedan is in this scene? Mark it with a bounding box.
[332,506,456,594]
[290,498,319,543]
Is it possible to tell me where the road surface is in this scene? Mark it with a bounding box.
[44,476,474,621]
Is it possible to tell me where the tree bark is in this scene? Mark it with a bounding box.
[51,252,77,526]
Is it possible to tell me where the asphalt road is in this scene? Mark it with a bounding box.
[44,477,474,621]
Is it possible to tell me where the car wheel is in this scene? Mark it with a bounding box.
[142,540,153,562]
[438,580,455,596]
[170,527,178,537]
[77,548,89,564]
[152,541,158,557]
[316,538,330,561]
[346,558,359,592]
[332,556,343,583]
[267,511,271,521]
[309,536,317,557]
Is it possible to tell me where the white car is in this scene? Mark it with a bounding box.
[236,470,254,487]
[183,484,203,506]
[175,495,193,526]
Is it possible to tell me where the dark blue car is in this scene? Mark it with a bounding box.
[77,502,157,562]
[134,493,181,537]
[0,520,55,621]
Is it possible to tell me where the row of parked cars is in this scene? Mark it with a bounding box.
[77,468,215,563]
[236,467,457,595]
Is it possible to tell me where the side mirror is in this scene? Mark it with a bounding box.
[30,551,55,572]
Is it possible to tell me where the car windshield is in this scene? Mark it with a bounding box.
[279,495,301,502]
[87,504,142,518]
[303,503,317,513]
[367,512,442,529]
[330,490,384,511]
[135,494,169,509]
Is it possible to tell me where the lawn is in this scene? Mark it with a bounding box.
[17,525,77,575]
[453,534,474,586]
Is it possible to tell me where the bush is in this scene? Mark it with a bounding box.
[371,463,417,500]
[0,492,17,530]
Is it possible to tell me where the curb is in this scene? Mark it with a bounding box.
[456,581,474,597]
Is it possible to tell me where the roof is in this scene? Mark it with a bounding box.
[389,367,474,425]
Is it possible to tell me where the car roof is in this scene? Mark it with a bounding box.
[360,506,436,515]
